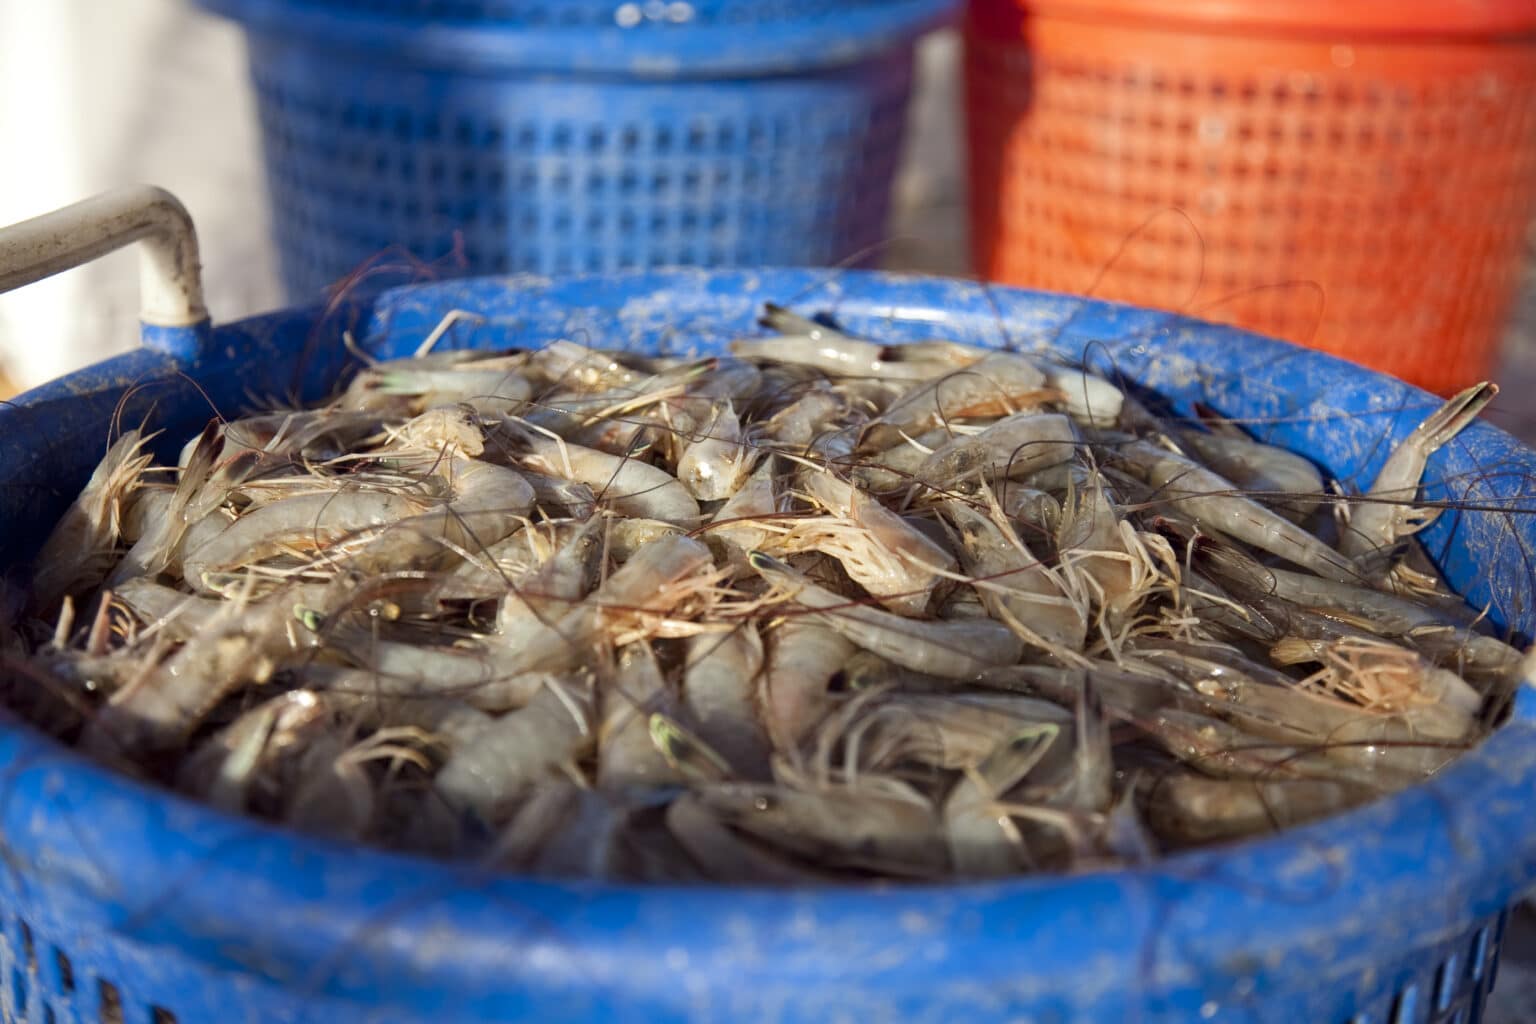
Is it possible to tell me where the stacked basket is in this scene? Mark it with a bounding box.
[201,0,951,300]
[965,0,1536,394]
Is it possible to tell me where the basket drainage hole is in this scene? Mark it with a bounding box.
[1434,952,1460,1010]
[19,919,35,972]
[53,947,73,991]
[1390,982,1420,1024]
[98,978,123,1024]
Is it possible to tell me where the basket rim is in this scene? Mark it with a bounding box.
[973,0,1536,39]
[3,267,1534,1018]
[198,0,955,76]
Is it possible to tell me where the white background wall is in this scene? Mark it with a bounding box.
[0,1,963,391]
[0,0,281,388]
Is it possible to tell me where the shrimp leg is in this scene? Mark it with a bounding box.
[945,724,1061,877]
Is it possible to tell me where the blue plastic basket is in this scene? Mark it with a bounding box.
[2,265,1535,1023]
[199,0,951,302]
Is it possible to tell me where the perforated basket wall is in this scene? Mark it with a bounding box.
[250,39,914,298]
[964,0,1536,395]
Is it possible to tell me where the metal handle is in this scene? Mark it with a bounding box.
[0,185,208,328]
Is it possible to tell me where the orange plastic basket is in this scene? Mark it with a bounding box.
[964,0,1536,393]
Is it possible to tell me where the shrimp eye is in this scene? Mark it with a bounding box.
[368,600,401,622]
[752,795,775,812]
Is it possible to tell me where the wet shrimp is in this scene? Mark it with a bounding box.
[1117,439,1361,583]
[749,552,1025,679]
[1338,382,1498,569]
[32,429,154,613]
[15,300,1513,884]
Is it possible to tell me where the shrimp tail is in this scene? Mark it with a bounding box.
[759,303,824,337]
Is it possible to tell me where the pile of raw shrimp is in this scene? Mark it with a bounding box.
[10,304,1522,882]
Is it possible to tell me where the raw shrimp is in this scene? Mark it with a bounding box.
[915,412,1079,492]
[360,361,533,416]
[704,456,779,569]
[178,689,332,812]
[757,388,847,450]
[1042,366,1123,430]
[369,533,714,697]
[526,340,645,393]
[597,642,681,789]
[860,352,1058,450]
[322,638,552,712]
[759,618,855,753]
[750,552,1025,679]
[83,580,344,756]
[735,306,962,382]
[666,792,829,884]
[113,578,229,641]
[777,469,956,616]
[111,424,260,587]
[504,425,700,523]
[694,781,948,877]
[848,427,953,494]
[682,626,771,779]
[606,517,685,562]
[222,408,388,461]
[1131,706,1398,788]
[1147,774,1374,844]
[1118,439,1360,583]
[945,724,1060,877]
[1177,430,1324,523]
[1195,670,1472,778]
[1053,461,1138,620]
[496,514,605,641]
[676,399,756,501]
[434,673,594,822]
[510,469,597,519]
[1338,382,1498,567]
[943,498,1087,653]
[32,429,153,613]
[838,693,1072,773]
[1205,555,1521,680]
[181,490,431,591]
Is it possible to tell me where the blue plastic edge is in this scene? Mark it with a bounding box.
[140,320,216,362]
[196,0,957,77]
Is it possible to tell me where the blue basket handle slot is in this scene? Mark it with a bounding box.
[0,185,210,361]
